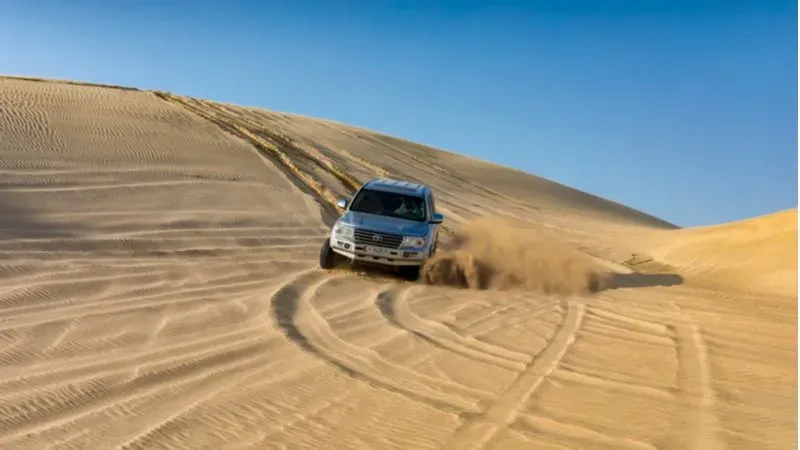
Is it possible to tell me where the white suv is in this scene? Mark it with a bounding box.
[319,178,444,280]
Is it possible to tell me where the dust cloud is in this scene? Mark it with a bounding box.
[421,218,612,295]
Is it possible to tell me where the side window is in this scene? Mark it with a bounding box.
[429,193,437,215]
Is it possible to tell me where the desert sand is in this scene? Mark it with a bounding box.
[0,76,796,450]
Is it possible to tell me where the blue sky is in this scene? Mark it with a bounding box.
[1,0,796,227]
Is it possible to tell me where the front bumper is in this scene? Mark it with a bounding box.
[329,238,427,267]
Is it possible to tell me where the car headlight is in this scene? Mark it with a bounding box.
[401,236,426,248]
[333,223,354,240]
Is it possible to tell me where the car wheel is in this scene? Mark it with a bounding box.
[399,265,421,282]
[319,238,338,269]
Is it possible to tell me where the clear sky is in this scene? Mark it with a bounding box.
[1,0,796,227]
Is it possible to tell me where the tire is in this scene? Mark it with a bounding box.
[319,238,338,269]
[398,265,421,282]
[430,233,439,256]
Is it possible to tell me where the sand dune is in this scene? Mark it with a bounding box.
[0,76,796,450]
[638,209,797,297]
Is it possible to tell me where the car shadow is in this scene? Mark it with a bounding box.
[598,271,684,291]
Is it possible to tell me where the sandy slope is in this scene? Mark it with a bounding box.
[640,209,797,297]
[0,76,796,450]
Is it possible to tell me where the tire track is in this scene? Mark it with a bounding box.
[655,293,727,450]
[550,367,675,400]
[670,323,725,450]
[440,301,586,450]
[209,101,367,193]
[513,413,658,450]
[464,300,562,338]
[375,285,530,371]
[584,305,673,335]
[269,270,488,415]
[278,115,393,179]
[587,297,725,449]
[453,301,527,333]
[152,92,459,238]
[152,93,343,226]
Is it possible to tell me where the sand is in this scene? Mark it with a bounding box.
[0,76,796,450]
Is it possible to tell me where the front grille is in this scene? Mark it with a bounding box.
[353,228,404,249]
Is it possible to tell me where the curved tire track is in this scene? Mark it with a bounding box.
[441,301,586,450]
[375,285,530,372]
[269,270,489,415]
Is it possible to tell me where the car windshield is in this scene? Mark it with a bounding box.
[348,188,427,222]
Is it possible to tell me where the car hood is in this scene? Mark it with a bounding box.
[339,211,428,236]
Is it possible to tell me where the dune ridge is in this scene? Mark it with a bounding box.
[625,208,797,297]
[0,75,796,450]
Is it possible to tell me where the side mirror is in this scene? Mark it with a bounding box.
[336,198,348,209]
[430,212,444,224]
